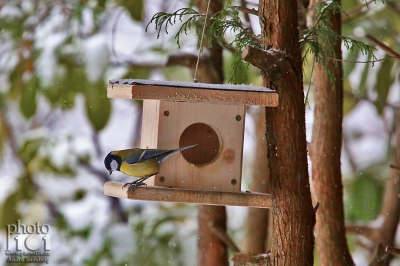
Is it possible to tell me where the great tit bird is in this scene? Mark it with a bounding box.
[104,144,198,191]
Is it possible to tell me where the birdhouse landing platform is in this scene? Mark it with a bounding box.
[104,182,272,208]
[104,79,278,208]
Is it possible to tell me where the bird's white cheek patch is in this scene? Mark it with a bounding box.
[111,160,118,171]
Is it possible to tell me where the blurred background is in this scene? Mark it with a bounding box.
[0,0,399,265]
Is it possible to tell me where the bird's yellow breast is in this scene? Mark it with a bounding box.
[119,158,160,177]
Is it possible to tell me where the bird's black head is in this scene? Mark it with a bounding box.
[104,152,122,175]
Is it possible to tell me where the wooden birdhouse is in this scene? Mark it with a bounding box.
[104,79,278,208]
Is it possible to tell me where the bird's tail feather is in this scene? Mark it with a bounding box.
[157,144,198,162]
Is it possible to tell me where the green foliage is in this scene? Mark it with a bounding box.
[343,79,357,115]
[84,239,114,265]
[302,26,375,65]
[18,137,45,163]
[163,65,193,82]
[206,6,259,82]
[345,173,384,221]
[147,2,378,84]
[130,205,193,266]
[301,1,375,67]
[343,48,359,79]
[18,137,76,176]
[205,6,260,53]
[0,192,21,230]
[147,5,259,83]
[116,0,144,21]
[224,55,250,84]
[0,113,6,158]
[357,57,371,95]
[146,8,203,48]
[122,65,151,80]
[85,81,111,132]
[0,174,36,232]
[97,0,107,8]
[20,76,39,118]
[374,57,395,114]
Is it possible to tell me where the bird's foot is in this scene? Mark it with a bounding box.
[122,177,148,193]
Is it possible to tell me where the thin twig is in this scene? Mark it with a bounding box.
[370,244,390,265]
[366,34,400,63]
[236,6,258,16]
[390,165,400,175]
[221,39,239,54]
[346,224,379,244]
[343,90,400,109]
[80,163,128,222]
[342,0,375,19]
[313,202,320,213]
[208,221,240,252]
[385,246,400,255]
[332,56,395,64]
[194,0,211,82]
[92,132,103,158]
[386,0,400,16]
[342,135,358,172]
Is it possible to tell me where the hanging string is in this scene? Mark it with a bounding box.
[193,0,211,83]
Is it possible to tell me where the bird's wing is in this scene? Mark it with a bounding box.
[124,149,169,164]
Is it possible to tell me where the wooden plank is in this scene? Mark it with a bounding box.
[141,101,245,192]
[104,181,273,208]
[107,80,279,106]
[139,99,160,186]
[110,79,276,93]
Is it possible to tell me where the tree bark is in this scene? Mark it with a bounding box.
[196,1,228,265]
[243,108,271,254]
[309,1,354,265]
[198,205,229,265]
[369,110,400,265]
[243,0,316,264]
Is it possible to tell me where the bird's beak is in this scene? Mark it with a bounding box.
[108,170,112,175]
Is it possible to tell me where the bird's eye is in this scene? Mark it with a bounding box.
[110,159,118,170]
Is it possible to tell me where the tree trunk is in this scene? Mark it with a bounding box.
[369,110,400,265]
[254,0,316,264]
[197,205,229,265]
[309,1,354,265]
[243,108,271,253]
[196,1,228,265]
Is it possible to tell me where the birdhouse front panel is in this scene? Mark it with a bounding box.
[141,100,245,192]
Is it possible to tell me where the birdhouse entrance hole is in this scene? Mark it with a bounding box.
[179,123,220,166]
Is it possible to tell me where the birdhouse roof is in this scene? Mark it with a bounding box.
[107,79,278,106]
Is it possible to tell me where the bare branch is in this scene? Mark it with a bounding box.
[385,246,400,255]
[346,224,379,241]
[80,163,128,222]
[236,6,258,16]
[370,244,390,266]
[242,45,297,81]
[209,221,240,252]
[366,34,400,63]
[342,0,375,20]
[389,164,400,175]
